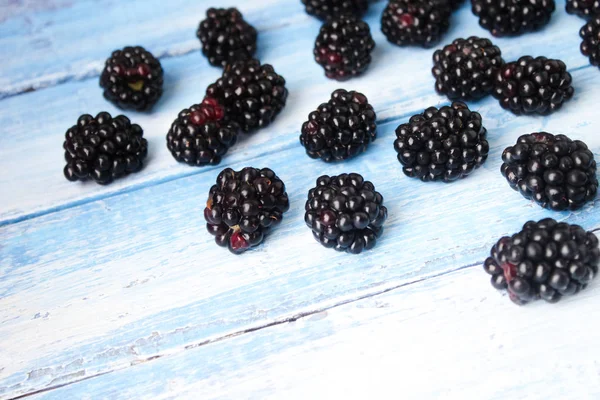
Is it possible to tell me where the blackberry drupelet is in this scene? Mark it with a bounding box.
[314,16,375,81]
[471,0,555,37]
[449,0,466,9]
[580,17,600,68]
[501,132,598,211]
[196,8,257,67]
[394,102,489,182]
[493,56,574,115]
[566,0,600,19]
[166,98,239,166]
[63,112,148,185]
[432,36,504,100]
[204,167,290,254]
[299,89,376,161]
[206,59,288,133]
[305,173,387,254]
[484,218,600,305]
[381,0,452,48]
[301,0,369,20]
[100,46,163,111]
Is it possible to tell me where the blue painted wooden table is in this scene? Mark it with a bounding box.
[1,1,599,399]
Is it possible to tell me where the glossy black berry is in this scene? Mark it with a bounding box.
[204,167,290,254]
[314,17,375,81]
[566,0,600,19]
[301,0,369,20]
[484,218,599,305]
[432,36,504,100]
[580,16,600,68]
[471,0,555,37]
[449,0,466,9]
[166,98,239,166]
[205,59,288,133]
[394,102,488,182]
[381,0,451,48]
[305,173,387,254]
[196,8,257,68]
[493,56,574,115]
[300,89,377,162]
[501,132,598,211]
[63,112,148,185]
[99,46,163,111]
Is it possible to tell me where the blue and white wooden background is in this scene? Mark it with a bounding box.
[1,0,599,399]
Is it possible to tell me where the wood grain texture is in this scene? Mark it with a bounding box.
[0,0,592,225]
[24,266,600,400]
[1,85,599,397]
[1,0,600,399]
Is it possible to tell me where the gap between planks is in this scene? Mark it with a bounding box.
[0,107,425,228]
[6,260,482,400]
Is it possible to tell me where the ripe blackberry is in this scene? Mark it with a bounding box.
[432,36,504,100]
[381,0,452,48]
[301,0,369,20]
[580,16,600,68]
[394,102,489,182]
[204,167,290,254]
[196,8,258,68]
[63,112,148,185]
[99,46,163,111]
[493,56,574,115]
[566,0,600,19]
[305,173,387,254]
[501,132,598,211]
[205,59,288,133]
[471,0,555,37]
[449,0,466,10]
[300,89,377,162]
[484,218,600,305]
[166,98,239,166]
[314,17,375,81]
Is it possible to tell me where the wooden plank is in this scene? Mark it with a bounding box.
[0,1,591,225]
[0,0,309,97]
[1,77,599,397]
[22,265,600,400]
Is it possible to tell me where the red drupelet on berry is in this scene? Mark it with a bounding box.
[166,98,240,166]
[100,46,163,111]
[205,167,290,254]
[484,219,599,305]
[381,0,452,48]
[314,16,375,81]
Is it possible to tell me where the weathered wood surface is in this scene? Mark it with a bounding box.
[0,0,599,399]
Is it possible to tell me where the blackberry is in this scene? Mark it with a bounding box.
[301,0,369,20]
[166,98,239,166]
[493,56,574,115]
[99,46,163,111]
[501,132,598,211]
[305,173,387,254]
[580,16,600,68]
[300,89,377,162]
[566,0,600,19]
[205,59,288,133]
[204,167,290,254]
[432,36,504,100]
[484,218,600,305]
[471,0,555,37]
[394,102,488,182]
[381,0,452,48]
[314,17,375,81]
[63,112,148,185]
[449,0,466,9]
[196,8,258,68]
